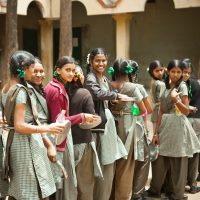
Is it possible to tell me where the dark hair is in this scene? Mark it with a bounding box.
[55,56,75,70]
[112,58,131,81]
[180,58,193,99]
[9,50,35,87]
[28,57,45,97]
[148,60,164,80]
[86,48,108,74]
[128,60,139,82]
[164,59,182,89]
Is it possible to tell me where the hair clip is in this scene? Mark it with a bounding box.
[53,71,59,77]
[17,69,25,78]
[108,66,115,77]
[125,65,133,74]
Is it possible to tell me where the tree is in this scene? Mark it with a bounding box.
[59,0,72,57]
[2,0,18,84]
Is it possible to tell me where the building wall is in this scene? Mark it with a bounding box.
[131,0,200,86]
[72,2,116,66]
[72,0,200,87]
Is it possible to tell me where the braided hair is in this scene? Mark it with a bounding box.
[112,58,132,81]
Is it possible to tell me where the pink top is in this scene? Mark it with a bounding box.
[45,78,84,151]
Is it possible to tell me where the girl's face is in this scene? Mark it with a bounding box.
[91,54,107,75]
[152,66,164,80]
[57,63,75,84]
[168,66,182,84]
[24,64,35,81]
[182,67,192,82]
[31,62,45,86]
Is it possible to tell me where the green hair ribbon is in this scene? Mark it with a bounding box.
[17,69,25,78]
[125,65,133,74]
[108,67,115,77]
[53,71,59,77]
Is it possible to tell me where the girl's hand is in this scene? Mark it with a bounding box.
[47,145,57,163]
[48,123,65,134]
[189,106,198,113]
[152,134,159,145]
[171,88,182,102]
[117,93,129,100]
[83,113,99,123]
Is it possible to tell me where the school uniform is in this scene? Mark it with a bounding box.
[110,82,143,200]
[85,71,127,200]
[132,84,150,199]
[149,81,200,199]
[0,91,9,198]
[150,80,165,124]
[7,85,56,200]
[45,79,84,200]
[69,87,102,200]
[187,78,200,188]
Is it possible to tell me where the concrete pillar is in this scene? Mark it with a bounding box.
[39,19,53,86]
[112,14,133,59]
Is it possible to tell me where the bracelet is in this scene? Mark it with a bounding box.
[153,134,158,137]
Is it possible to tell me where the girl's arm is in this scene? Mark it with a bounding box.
[152,105,163,145]
[14,103,64,134]
[171,88,190,116]
[85,74,118,101]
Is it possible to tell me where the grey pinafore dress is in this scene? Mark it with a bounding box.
[0,91,9,197]
[150,80,165,123]
[158,82,200,157]
[8,86,56,200]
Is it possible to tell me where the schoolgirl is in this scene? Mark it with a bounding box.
[148,60,166,131]
[128,60,153,200]
[68,65,102,200]
[181,59,200,194]
[45,56,97,200]
[109,58,146,200]
[3,50,65,200]
[147,59,200,200]
[85,48,128,200]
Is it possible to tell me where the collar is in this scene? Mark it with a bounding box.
[50,78,67,96]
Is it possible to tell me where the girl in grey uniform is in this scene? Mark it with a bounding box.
[85,48,128,200]
[147,59,200,200]
[181,58,200,194]
[148,60,165,132]
[109,58,146,200]
[3,51,65,200]
[128,60,153,200]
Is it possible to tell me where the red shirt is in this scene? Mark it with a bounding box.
[45,79,83,151]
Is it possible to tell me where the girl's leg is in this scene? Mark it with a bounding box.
[94,163,115,200]
[170,157,188,199]
[132,138,150,199]
[76,145,95,200]
[148,155,170,197]
[187,153,200,193]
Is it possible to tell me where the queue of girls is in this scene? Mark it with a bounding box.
[0,48,200,200]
